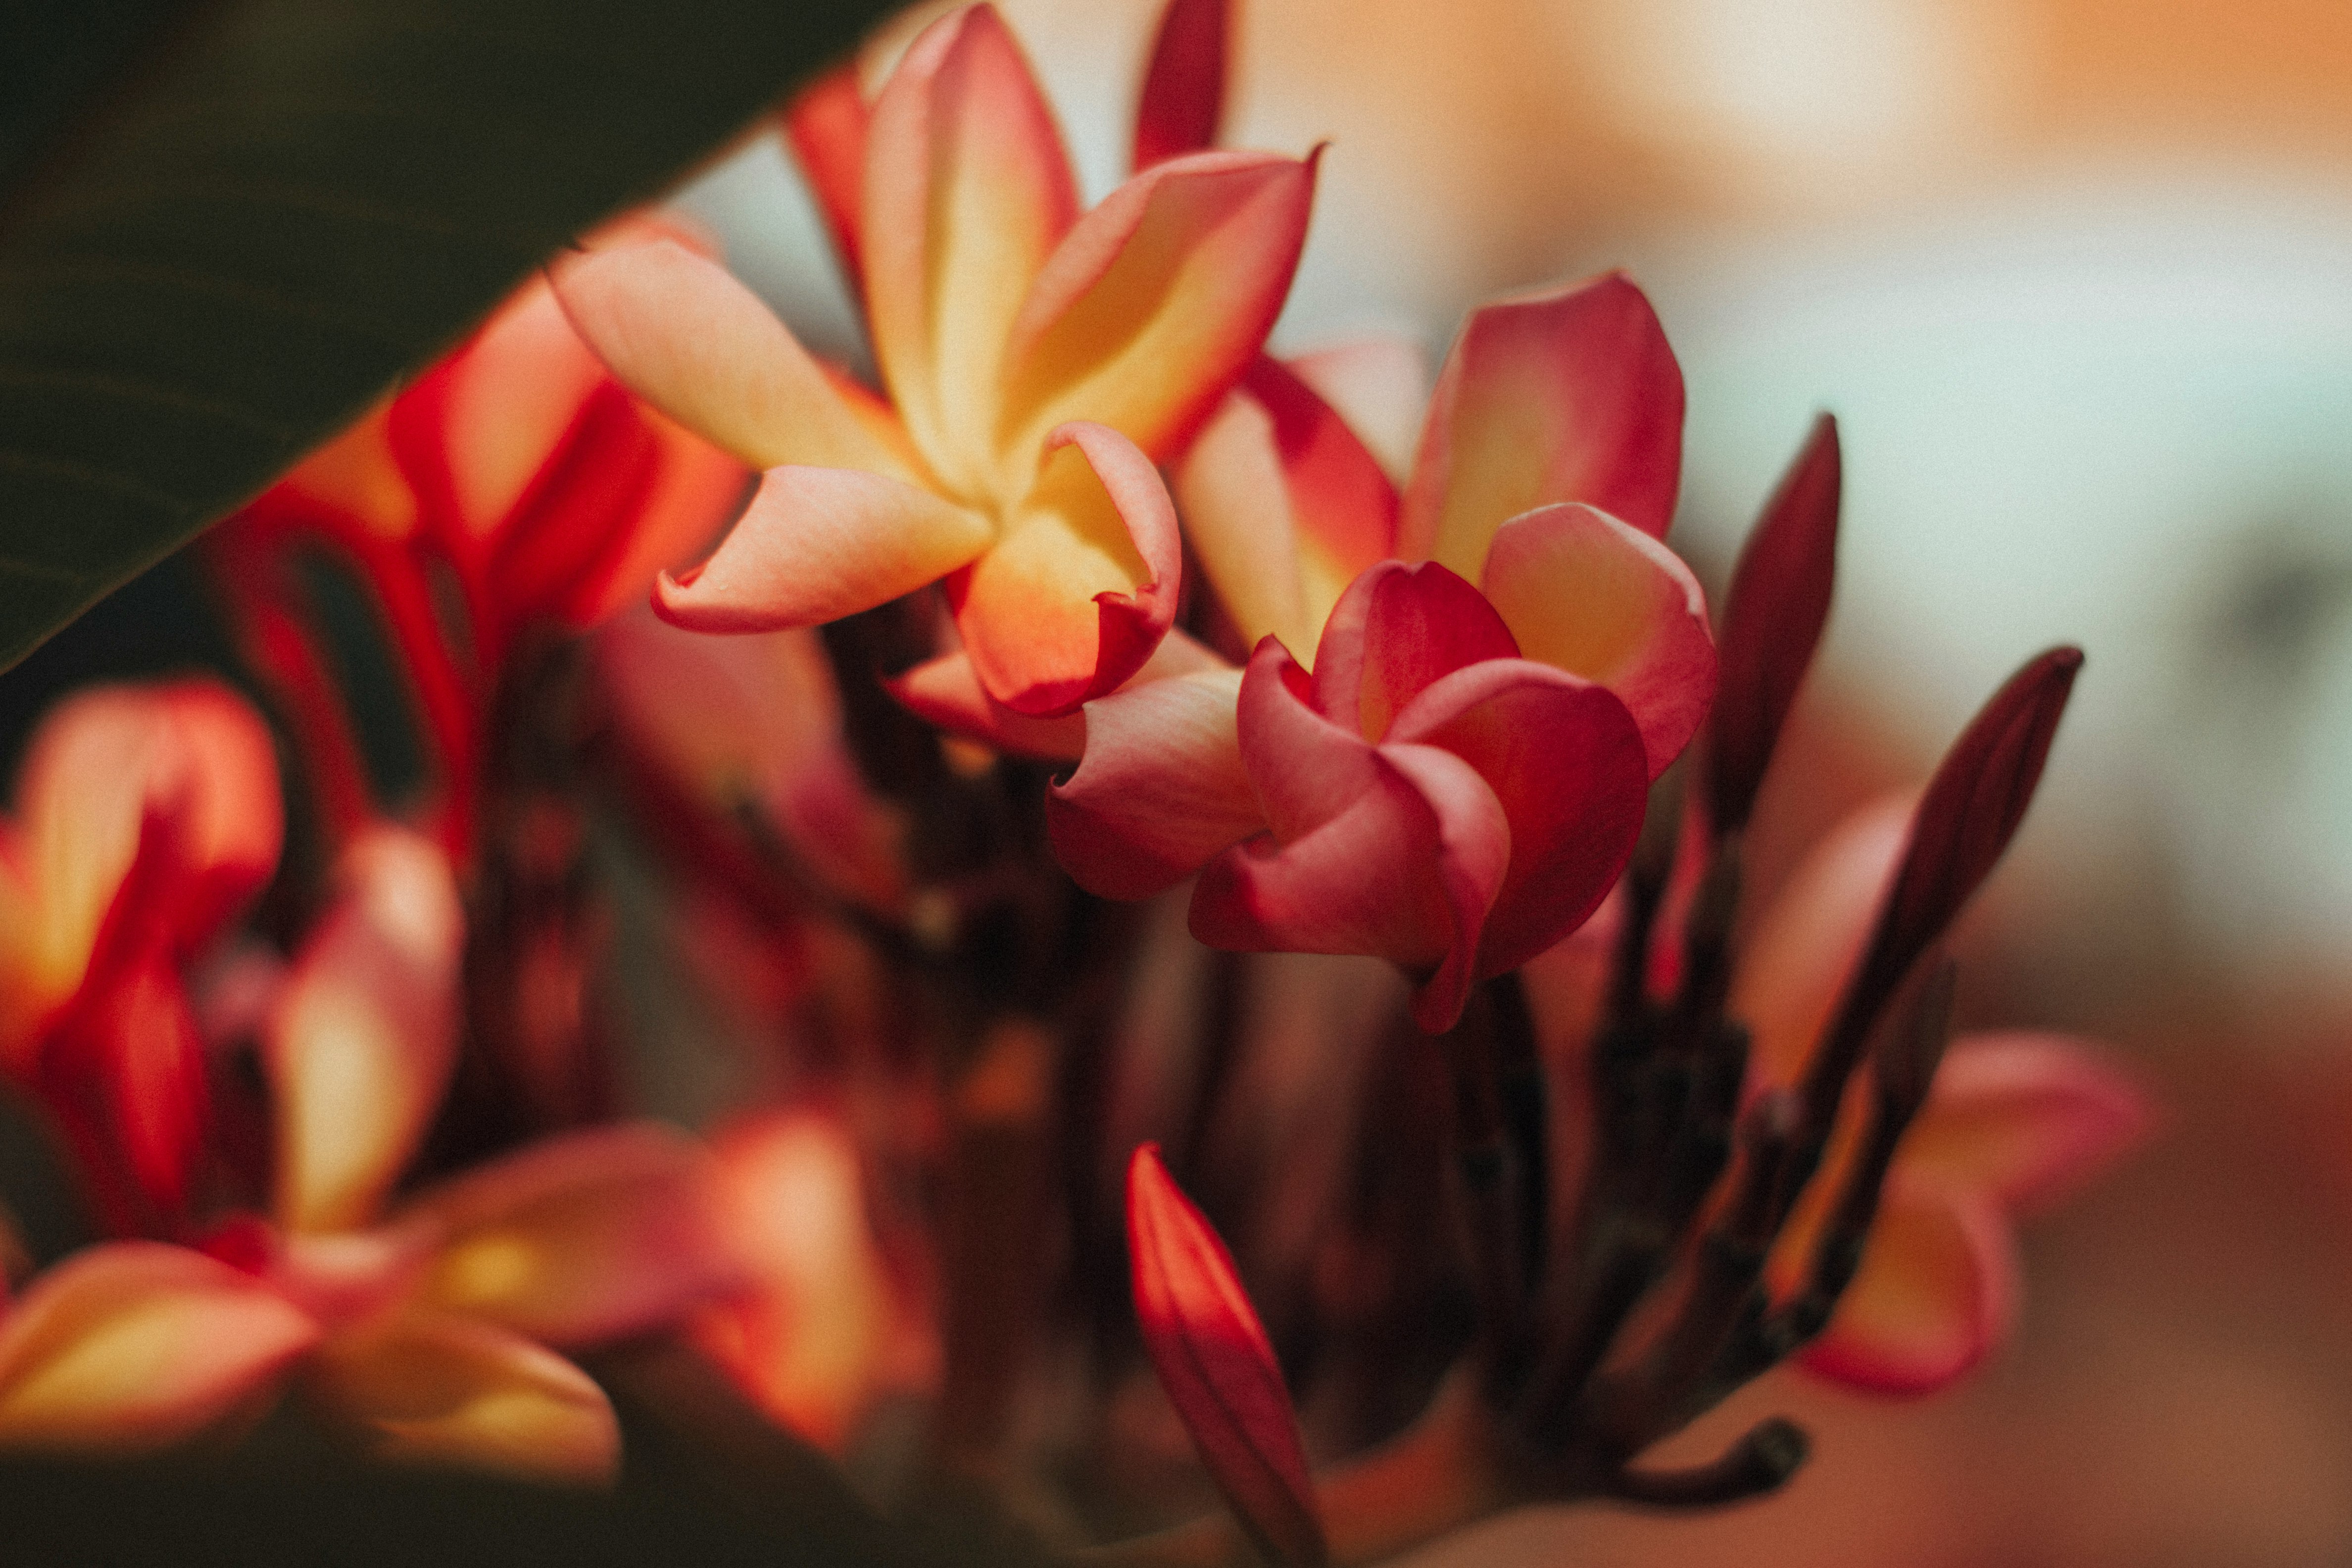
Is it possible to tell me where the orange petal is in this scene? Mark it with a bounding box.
[1399,273,1683,575]
[1047,665,1256,898]
[0,1243,315,1453]
[999,148,1319,475]
[306,1310,618,1484]
[1899,1033,2152,1215]
[862,4,1078,494]
[552,239,910,476]
[1797,1176,2017,1397]
[1176,356,1398,655]
[653,465,991,633]
[254,396,418,545]
[953,422,1181,717]
[1478,503,1715,778]
[409,1124,736,1350]
[1732,796,1914,1093]
[268,828,464,1233]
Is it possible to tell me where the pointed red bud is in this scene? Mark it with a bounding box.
[1704,414,1839,835]
[1127,1143,1326,1567]
[1133,0,1230,170]
[1808,647,2082,1108]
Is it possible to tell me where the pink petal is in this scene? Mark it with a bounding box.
[0,1242,315,1453]
[1398,273,1684,575]
[1731,796,1913,1093]
[654,465,992,633]
[552,239,909,476]
[1127,1143,1327,1567]
[1309,560,1517,743]
[889,632,1222,762]
[305,1309,618,1483]
[783,63,871,295]
[999,148,1319,472]
[1047,666,1255,898]
[1388,658,1648,979]
[1132,0,1230,170]
[407,1123,738,1349]
[1796,1177,2018,1398]
[951,421,1181,716]
[1902,1033,2153,1215]
[1176,355,1398,655]
[268,828,464,1233]
[1478,502,1715,778]
[861,4,1078,493]
[1705,414,1840,834]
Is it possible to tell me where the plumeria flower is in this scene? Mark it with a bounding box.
[0,680,280,1233]
[1737,797,2150,1393]
[551,2,1319,717]
[215,218,747,850]
[1042,275,1712,1030]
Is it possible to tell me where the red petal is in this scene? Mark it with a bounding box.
[783,63,871,296]
[1127,1144,1326,1566]
[1902,1033,2152,1215]
[1389,659,1648,980]
[1399,273,1683,574]
[1705,414,1840,834]
[1309,560,1517,743]
[1133,0,1229,170]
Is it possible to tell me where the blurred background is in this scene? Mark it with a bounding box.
[10,0,2352,1562]
[663,1,2352,1563]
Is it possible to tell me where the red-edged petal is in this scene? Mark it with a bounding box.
[45,949,211,1231]
[1478,502,1715,778]
[552,240,910,476]
[305,1310,618,1484]
[654,466,991,634]
[1127,1143,1327,1567]
[407,1124,737,1349]
[267,828,464,1234]
[0,1242,315,1453]
[1309,560,1517,743]
[998,148,1318,474]
[862,4,1079,492]
[1133,0,1229,170]
[1399,273,1684,573]
[1389,659,1648,979]
[952,421,1181,716]
[1705,414,1840,834]
[1047,666,1256,898]
[1795,1177,2017,1398]
[1901,1033,2152,1215]
[783,62,871,295]
[545,406,749,630]
[1176,355,1399,655]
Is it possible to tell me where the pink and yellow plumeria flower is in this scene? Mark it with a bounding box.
[551,3,1318,718]
[1739,798,2151,1393]
[0,681,280,1232]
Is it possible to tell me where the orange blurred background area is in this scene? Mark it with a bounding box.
[674,1,2352,1562]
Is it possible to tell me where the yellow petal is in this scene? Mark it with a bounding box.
[269,828,464,1232]
[306,1310,618,1484]
[0,1243,316,1453]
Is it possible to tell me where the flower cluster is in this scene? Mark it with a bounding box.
[0,0,2148,1557]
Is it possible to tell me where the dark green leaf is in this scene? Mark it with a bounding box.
[0,0,898,672]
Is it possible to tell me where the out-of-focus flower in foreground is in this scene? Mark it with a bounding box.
[553,2,1318,717]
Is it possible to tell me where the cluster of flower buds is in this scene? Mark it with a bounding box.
[0,0,2148,1556]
